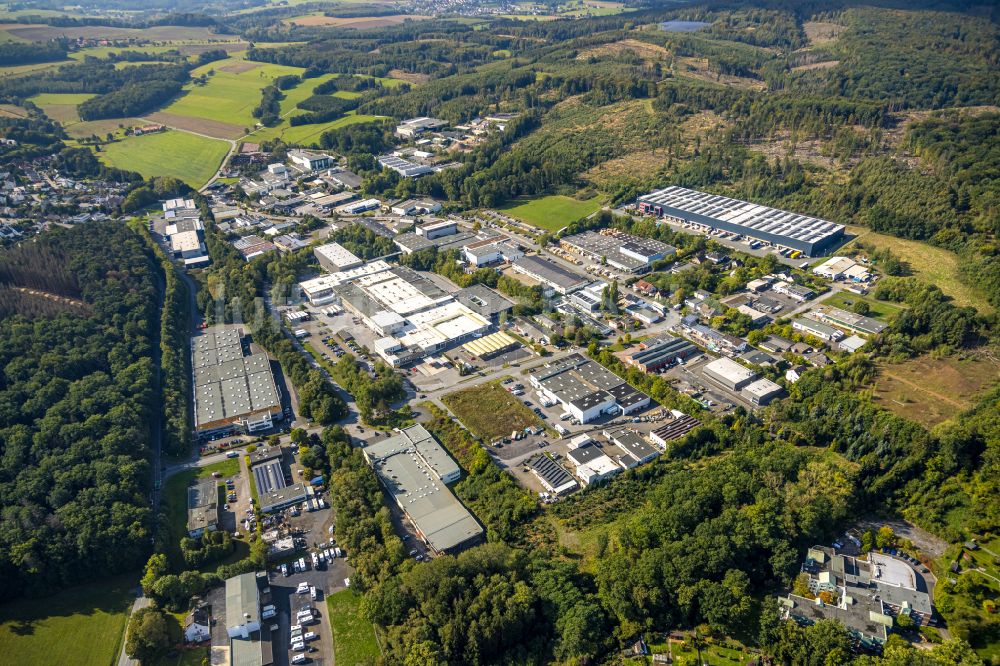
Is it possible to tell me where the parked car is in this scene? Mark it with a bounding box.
[291,654,309,664]
[226,451,239,458]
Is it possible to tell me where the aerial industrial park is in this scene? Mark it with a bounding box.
[0,4,995,666]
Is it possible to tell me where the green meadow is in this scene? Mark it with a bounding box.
[500,194,603,231]
[0,575,135,666]
[97,130,230,187]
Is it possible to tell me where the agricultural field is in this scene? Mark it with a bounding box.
[844,227,991,312]
[283,13,431,28]
[0,59,71,77]
[500,194,603,231]
[327,589,380,665]
[155,58,305,137]
[872,350,1000,428]
[442,381,544,442]
[69,41,249,62]
[249,111,385,147]
[97,130,230,188]
[0,23,223,42]
[0,574,134,666]
[0,102,26,117]
[28,92,94,124]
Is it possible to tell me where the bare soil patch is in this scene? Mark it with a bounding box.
[803,21,844,47]
[679,109,728,139]
[792,60,840,72]
[872,350,1000,428]
[144,111,245,140]
[578,38,670,62]
[676,56,766,91]
[217,60,261,74]
[387,69,429,84]
[0,104,27,118]
[585,148,670,186]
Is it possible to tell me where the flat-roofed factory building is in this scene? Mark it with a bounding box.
[362,425,483,554]
[623,335,699,372]
[560,230,676,274]
[511,255,589,294]
[192,328,283,438]
[314,241,363,272]
[638,185,845,256]
[529,353,650,423]
[187,477,219,538]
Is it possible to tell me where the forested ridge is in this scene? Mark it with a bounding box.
[0,223,158,598]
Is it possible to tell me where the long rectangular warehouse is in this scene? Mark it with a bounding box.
[192,327,283,438]
[637,186,844,256]
[362,425,482,554]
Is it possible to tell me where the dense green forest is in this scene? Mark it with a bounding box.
[0,223,157,598]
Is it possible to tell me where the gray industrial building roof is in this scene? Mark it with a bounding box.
[364,424,459,484]
[455,284,515,318]
[532,353,649,410]
[784,594,887,645]
[226,572,267,666]
[606,428,659,463]
[395,230,477,254]
[326,169,362,189]
[627,335,698,367]
[639,186,844,248]
[793,318,842,339]
[570,389,613,412]
[566,441,607,466]
[226,572,259,620]
[394,232,436,253]
[187,477,218,534]
[259,483,307,514]
[512,255,588,292]
[363,425,482,553]
[703,357,756,386]
[561,231,675,272]
[743,377,783,401]
[333,282,384,318]
[192,328,281,431]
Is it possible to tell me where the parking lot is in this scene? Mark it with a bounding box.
[267,551,351,666]
[263,481,350,666]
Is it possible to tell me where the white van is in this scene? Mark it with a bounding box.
[291,641,306,651]
[291,655,309,665]
[310,586,318,601]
